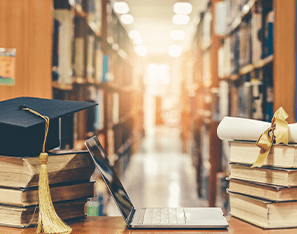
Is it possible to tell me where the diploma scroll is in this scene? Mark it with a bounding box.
[217,116,297,144]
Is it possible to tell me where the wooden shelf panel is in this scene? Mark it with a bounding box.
[219,55,274,81]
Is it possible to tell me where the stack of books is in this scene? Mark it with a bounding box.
[227,141,297,229]
[0,150,95,228]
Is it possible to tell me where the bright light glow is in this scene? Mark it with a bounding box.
[172,14,190,25]
[113,2,129,14]
[133,37,143,45]
[129,30,140,40]
[168,45,182,57]
[242,4,250,14]
[135,45,148,57]
[168,182,181,207]
[148,63,170,84]
[112,43,119,51]
[174,2,192,14]
[120,14,134,24]
[170,30,185,40]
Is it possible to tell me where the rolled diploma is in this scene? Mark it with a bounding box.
[217,116,297,143]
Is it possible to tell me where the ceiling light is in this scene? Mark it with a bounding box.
[129,30,141,40]
[168,45,182,57]
[170,30,185,40]
[120,14,134,24]
[113,2,129,14]
[135,45,148,57]
[133,37,143,45]
[172,14,190,25]
[174,2,192,15]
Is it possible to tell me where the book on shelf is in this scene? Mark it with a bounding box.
[237,77,252,118]
[202,10,212,49]
[53,5,73,84]
[261,3,274,59]
[60,114,75,149]
[230,82,239,117]
[95,41,103,83]
[263,66,273,122]
[73,17,86,78]
[86,86,97,133]
[218,46,224,79]
[87,0,96,23]
[0,180,94,207]
[102,55,109,82]
[95,0,102,32]
[96,89,104,130]
[228,178,297,202]
[239,16,252,67]
[250,77,263,120]
[0,150,95,188]
[230,28,240,75]
[86,32,95,81]
[223,37,231,77]
[106,1,113,43]
[52,19,60,81]
[251,0,262,63]
[202,51,211,86]
[230,163,297,187]
[0,199,87,228]
[228,190,297,229]
[229,141,297,168]
[112,92,120,124]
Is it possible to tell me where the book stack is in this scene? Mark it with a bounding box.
[218,116,297,229]
[0,150,95,228]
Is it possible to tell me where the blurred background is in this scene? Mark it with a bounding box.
[0,0,295,218]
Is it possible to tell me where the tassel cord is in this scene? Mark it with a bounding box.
[21,107,72,234]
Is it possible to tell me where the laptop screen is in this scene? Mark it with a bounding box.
[85,136,134,222]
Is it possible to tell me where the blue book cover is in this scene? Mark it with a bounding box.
[102,55,109,82]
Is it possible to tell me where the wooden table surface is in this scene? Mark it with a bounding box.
[1,216,297,234]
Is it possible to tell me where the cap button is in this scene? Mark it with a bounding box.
[18,104,28,110]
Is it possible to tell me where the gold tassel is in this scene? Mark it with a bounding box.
[21,107,72,234]
[36,153,72,234]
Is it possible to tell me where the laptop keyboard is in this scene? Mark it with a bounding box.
[137,208,186,224]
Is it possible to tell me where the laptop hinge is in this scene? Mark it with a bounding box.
[127,208,136,224]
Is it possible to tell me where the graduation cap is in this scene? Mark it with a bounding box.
[0,96,97,156]
[0,96,97,233]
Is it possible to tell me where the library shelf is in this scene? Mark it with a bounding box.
[181,0,295,214]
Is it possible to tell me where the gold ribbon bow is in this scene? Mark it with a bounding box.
[252,107,289,168]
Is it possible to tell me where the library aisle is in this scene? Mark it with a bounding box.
[107,125,208,216]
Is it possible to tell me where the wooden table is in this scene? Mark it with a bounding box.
[1,216,297,234]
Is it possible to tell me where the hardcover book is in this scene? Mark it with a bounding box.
[229,190,297,229]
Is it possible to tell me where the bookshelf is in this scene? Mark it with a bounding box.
[182,0,295,210]
[0,0,144,215]
[52,0,144,216]
[52,0,144,171]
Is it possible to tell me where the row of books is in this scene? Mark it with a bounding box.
[52,0,132,85]
[218,0,273,78]
[227,141,297,229]
[0,151,96,228]
[218,68,273,139]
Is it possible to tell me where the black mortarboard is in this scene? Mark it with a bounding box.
[0,96,97,156]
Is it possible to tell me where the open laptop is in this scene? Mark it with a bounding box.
[85,135,228,229]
